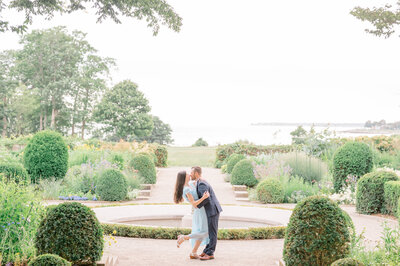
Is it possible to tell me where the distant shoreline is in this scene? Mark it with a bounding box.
[251,122,364,127]
[339,128,400,134]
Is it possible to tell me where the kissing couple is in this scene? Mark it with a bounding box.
[173,166,223,260]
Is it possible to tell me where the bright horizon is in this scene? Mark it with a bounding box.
[1,0,399,128]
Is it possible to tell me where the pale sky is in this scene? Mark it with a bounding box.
[1,0,399,127]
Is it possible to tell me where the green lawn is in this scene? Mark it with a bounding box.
[167,146,217,167]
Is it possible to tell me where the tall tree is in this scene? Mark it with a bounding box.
[137,115,173,144]
[93,80,153,141]
[17,27,84,130]
[0,50,18,137]
[351,2,400,38]
[0,0,182,35]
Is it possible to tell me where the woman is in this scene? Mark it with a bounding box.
[174,170,210,259]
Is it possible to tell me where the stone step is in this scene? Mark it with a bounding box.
[232,185,247,191]
[139,190,151,197]
[236,197,250,202]
[140,184,152,190]
[135,196,150,200]
[234,191,249,198]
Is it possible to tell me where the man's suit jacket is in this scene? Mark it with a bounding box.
[196,179,222,217]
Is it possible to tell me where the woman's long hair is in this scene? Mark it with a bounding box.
[174,171,187,204]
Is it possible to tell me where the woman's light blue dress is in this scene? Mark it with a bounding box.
[183,181,210,247]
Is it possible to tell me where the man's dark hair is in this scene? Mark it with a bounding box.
[192,166,202,176]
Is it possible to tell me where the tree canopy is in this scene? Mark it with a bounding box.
[351,2,400,38]
[0,0,182,35]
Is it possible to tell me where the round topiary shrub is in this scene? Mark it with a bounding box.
[129,154,157,184]
[331,258,364,266]
[0,161,29,183]
[226,153,246,174]
[35,202,103,264]
[28,254,71,266]
[333,142,373,192]
[96,169,128,201]
[231,159,258,187]
[23,130,68,183]
[256,178,284,203]
[283,196,352,266]
[356,171,398,214]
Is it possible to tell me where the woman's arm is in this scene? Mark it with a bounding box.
[185,191,210,208]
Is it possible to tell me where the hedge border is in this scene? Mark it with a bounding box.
[102,223,286,240]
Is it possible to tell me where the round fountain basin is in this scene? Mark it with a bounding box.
[111,215,279,228]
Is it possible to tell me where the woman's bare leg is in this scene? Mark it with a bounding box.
[192,239,202,254]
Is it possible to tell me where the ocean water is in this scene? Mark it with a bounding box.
[170,124,380,147]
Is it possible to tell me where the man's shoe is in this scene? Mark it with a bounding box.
[200,253,206,257]
[200,254,214,260]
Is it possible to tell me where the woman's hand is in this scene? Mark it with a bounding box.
[202,191,210,199]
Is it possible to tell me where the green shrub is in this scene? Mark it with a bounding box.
[0,178,44,263]
[96,169,128,201]
[384,181,400,216]
[23,130,68,183]
[283,196,352,266]
[28,254,71,266]
[278,152,328,183]
[154,145,168,167]
[35,202,103,264]
[192,138,208,147]
[231,159,258,187]
[226,154,246,174]
[221,164,227,173]
[280,175,319,203]
[110,153,124,170]
[129,154,157,184]
[256,178,284,203]
[333,142,373,192]
[356,171,398,214]
[215,142,293,168]
[0,161,28,182]
[331,258,364,266]
[68,150,102,167]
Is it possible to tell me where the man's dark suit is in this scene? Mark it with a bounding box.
[196,179,222,256]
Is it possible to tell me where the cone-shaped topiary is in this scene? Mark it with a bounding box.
[23,130,68,183]
[28,254,71,266]
[333,142,373,192]
[231,159,258,187]
[283,196,352,266]
[226,154,245,174]
[35,202,103,264]
[154,145,168,167]
[256,178,284,203]
[356,171,398,214]
[331,258,364,266]
[96,169,128,201]
[129,154,157,184]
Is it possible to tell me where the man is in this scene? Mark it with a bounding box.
[191,166,222,260]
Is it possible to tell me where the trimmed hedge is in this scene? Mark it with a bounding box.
[226,153,245,174]
[102,223,286,240]
[331,258,364,266]
[23,130,68,183]
[333,142,373,192]
[283,196,352,266]
[129,154,157,184]
[384,181,400,216]
[35,202,103,264]
[231,159,258,187]
[256,178,284,203]
[154,145,168,167]
[356,171,398,214]
[0,161,28,182]
[96,169,128,201]
[215,142,293,168]
[28,254,71,266]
